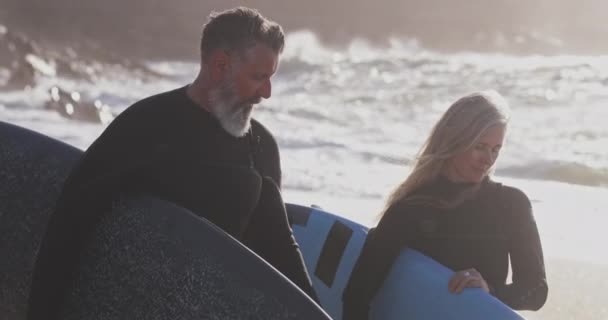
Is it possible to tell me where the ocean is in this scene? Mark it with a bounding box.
[2,5,608,319]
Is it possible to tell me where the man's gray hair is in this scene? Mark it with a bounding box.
[200,7,285,58]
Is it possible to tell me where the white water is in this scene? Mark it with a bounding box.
[2,31,608,319]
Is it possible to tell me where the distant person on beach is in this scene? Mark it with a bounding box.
[343,90,548,319]
[28,7,317,320]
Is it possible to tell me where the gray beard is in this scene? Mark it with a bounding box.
[208,81,254,137]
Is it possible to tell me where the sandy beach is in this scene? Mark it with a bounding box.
[521,257,608,320]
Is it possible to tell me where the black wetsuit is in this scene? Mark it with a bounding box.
[28,86,316,320]
[343,177,548,319]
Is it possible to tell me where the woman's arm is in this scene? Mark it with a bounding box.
[342,201,416,319]
[494,187,548,310]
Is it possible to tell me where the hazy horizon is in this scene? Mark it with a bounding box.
[2,0,608,60]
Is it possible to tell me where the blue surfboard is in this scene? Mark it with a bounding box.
[286,203,526,320]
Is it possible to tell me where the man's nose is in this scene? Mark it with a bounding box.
[258,79,271,99]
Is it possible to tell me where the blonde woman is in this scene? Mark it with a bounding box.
[343,91,548,319]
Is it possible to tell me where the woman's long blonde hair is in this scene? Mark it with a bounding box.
[380,90,510,218]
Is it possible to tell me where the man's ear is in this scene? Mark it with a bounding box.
[207,49,231,83]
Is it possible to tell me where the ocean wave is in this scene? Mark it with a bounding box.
[3,15,608,194]
[498,161,608,188]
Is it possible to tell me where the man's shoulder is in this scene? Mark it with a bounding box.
[125,86,186,114]
[108,86,187,127]
[249,118,281,184]
[250,118,277,142]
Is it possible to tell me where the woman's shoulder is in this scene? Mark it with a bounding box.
[496,182,529,202]
[486,179,533,215]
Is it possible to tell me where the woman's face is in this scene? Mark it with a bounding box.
[443,124,506,183]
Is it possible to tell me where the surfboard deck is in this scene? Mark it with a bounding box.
[0,121,81,320]
[286,203,526,320]
[62,195,329,320]
[0,121,329,320]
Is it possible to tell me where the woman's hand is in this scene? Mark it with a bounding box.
[448,268,490,294]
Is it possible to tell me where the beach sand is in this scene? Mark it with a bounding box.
[521,257,608,320]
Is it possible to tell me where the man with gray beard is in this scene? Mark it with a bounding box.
[28,7,317,320]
